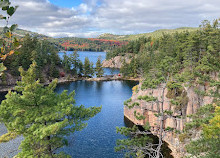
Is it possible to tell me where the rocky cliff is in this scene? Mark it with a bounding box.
[124,79,216,157]
[102,55,131,68]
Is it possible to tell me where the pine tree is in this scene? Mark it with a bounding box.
[69,51,80,75]
[95,56,104,77]
[0,62,101,157]
[83,57,94,77]
[62,52,71,73]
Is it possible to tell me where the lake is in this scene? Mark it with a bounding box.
[59,51,120,76]
[56,80,138,157]
[0,51,138,158]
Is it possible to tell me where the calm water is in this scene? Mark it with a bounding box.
[0,51,137,158]
[0,51,173,158]
[59,51,120,76]
[55,80,138,157]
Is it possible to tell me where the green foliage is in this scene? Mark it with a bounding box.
[4,35,61,80]
[0,0,19,76]
[83,57,94,77]
[134,111,145,120]
[70,51,80,74]
[138,95,157,102]
[100,27,198,41]
[178,133,189,143]
[115,125,153,158]
[0,62,101,157]
[116,19,220,158]
[186,137,220,158]
[0,131,17,143]
[185,104,220,157]
[0,62,6,76]
[166,81,189,114]
[124,98,132,106]
[185,104,215,130]
[108,20,220,86]
[120,57,139,78]
[125,102,140,109]
[95,56,104,77]
[62,52,71,73]
[61,51,83,76]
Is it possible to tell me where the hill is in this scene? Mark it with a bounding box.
[0,27,48,39]
[0,27,198,52]
[98,27,198,41]
[49,37,128,52]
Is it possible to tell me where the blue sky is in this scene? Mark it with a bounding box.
[49,0,83,8]
[2,0,220,38]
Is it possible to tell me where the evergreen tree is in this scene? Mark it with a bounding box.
[83,57,94,77]
[69,51,80,75]
[115,19,220,158]
[95,56,104,77]
[62,52,71,73]
[49,61,59,78]
[78,61,84,76]
[0,62,101,157]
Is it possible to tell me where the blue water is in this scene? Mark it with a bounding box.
[55,80,138,158]
[59,51,120,76]
[0,51,137,158]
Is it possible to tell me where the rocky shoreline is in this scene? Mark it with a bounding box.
[0,74,140,92]
[0,74,140,158]
[102,54,131,69]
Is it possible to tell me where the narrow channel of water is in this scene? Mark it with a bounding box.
[0,51,171,158]
[55,80,138,157]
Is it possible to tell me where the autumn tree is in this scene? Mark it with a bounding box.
[0,62,101,157]
[0,0,19,76]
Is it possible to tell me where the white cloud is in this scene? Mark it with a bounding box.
[0,0,219,37]
[93,0,220,34]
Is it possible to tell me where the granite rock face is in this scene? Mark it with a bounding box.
[124,81,215,157]
[102,55,131,69]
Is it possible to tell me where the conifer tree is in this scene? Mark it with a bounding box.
[0,62,101,157]
[95,56,104,77]
[62,52,71,73]
[69,51,80,75]
[83,57,94,77]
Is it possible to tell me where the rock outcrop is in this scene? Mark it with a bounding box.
[102,55,131,69]
[124,80,216,157]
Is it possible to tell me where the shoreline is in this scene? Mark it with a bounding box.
[0,75,140,92]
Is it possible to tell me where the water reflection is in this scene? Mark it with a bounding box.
[55,80,138,158]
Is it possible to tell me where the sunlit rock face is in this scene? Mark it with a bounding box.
[124,79,215,157]
[102,55,131,69]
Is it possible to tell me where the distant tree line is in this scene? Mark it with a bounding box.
[3,34,61,81]
[50,37,128,52]
[62,51,104,78]
[1,34,105,84]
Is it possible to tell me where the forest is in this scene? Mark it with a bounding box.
[0,0,219,157]
[0,1,102,157]
[110,19,220,157]
[49,37,128,52]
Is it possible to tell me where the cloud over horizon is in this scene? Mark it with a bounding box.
[0,0,220,38]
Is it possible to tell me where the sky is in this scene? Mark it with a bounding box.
[0,0,220,38]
